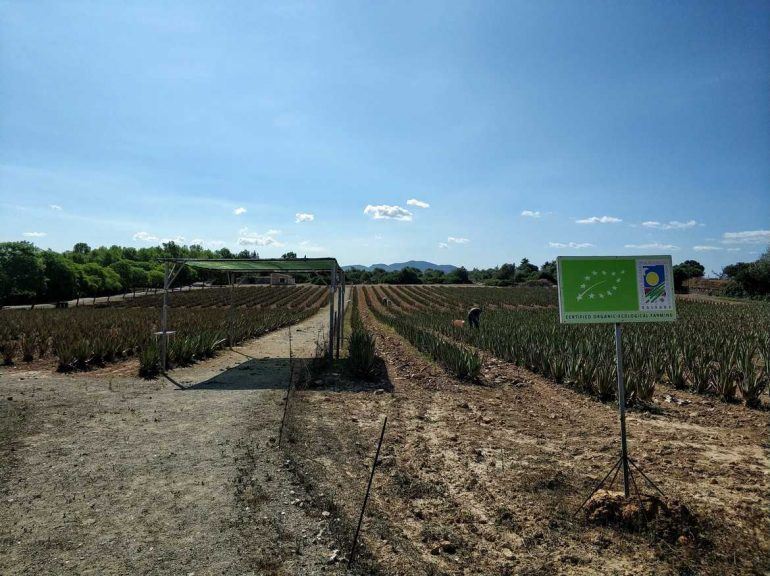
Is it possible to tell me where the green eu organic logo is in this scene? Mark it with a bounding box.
[560,258,638,313]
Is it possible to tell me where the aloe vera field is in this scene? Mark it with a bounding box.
[1,284,769,575]
[0,285,326,376]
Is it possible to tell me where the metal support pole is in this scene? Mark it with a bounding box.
[161,261,169,373]
[614,323,630,498]
[228,272,235,348]
[328,266,336,361]
[335,272,343,359]
[340,272,345,347]
[349,416,388,566]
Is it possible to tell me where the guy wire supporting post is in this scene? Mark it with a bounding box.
[615,322,631,498]
[349,415,388,566]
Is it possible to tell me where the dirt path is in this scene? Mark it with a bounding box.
[0,305,345,575]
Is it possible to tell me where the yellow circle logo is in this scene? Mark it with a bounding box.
[645,271,660,286]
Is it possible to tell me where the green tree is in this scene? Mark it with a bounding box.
[389,267,422,284]
[515,258,539,283]
[147,269,165,288]
[41,251,78,301]
[539,260,557,283]
[109,260,135,290]
[0,242,46,304]
[723,249,770,297]
[422,268,446,284]
[446,266,471,284]
[73,242,91,255]
[673,260,705,291]
[495,263,517,285]
[282,251,297,259]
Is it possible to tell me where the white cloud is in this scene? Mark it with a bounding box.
[266,229,282,236]
[521,210,541,218]
[190,238,205,245]
[726,247,741,252]
[447,236,470,244]
[238,228,284,247]
[295,212,314,223]
[133,231,185,244]
[364,204,413,221]
[693,245,722,251]
[548,241,594,249]
[721,230,770,245]
[642,220,697,230]
[406,198,430,209]
[133,231,158,242]
[233,207,247,216]
[48,204,63,211]
[624,243,680,250]
[576,216,622,224]
[207,240,226,248]
[438,242,449,249]
[23,231,47,237]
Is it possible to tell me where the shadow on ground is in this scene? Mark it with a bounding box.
[186,357,294,391]
[183,355,395,394]
[298,357,395,394]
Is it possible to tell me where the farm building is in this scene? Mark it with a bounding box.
[241,273,296,285]
[683,277,729,296]
[270,273,295,285]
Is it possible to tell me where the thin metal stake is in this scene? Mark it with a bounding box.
[614,323,630,497]
[349,416,388,566]
[278,326,294,447]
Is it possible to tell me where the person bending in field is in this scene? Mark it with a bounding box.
[467,306,482,329]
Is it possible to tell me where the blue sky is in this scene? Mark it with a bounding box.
[1,1,768,272]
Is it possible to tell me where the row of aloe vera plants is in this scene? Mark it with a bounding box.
[384,287,770,408]
[1,295,321,376]
[345,288,378,379]
[362,287,483,381]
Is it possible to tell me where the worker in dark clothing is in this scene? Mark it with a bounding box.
[467,306,482,328]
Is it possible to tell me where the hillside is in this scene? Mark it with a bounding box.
[343,260,458,273]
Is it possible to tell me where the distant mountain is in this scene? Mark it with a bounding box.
[343,261,458,273]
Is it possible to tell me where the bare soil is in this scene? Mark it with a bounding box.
[0,306,348,575]
[281,292,770,575]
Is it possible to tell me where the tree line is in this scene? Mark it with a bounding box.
[343,258,556,286]
[0,241,258,306]
[0,241,767,306]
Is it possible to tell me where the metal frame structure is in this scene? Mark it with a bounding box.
[155,258,345,375]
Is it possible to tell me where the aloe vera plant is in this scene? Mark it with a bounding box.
[736,343,767,408]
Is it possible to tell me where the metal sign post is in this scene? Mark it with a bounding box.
[614,323,630,497]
